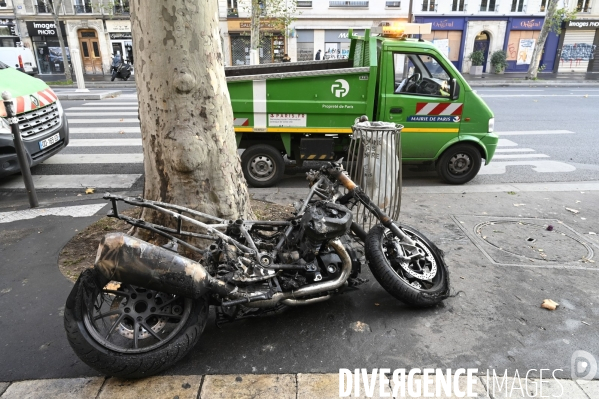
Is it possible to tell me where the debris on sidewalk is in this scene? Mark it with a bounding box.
[85,187,95,194]
[513,203,526,207]
[589,232,597,235]
[565,207,579,214]
[541,299,559,311]
[546,225,554,231]
[582,321,591,326]
[350,321,371,333]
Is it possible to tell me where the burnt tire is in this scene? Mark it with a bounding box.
[365,224,450,307]
[241,144,285,188]
[436,143,482,184]
[64,269,208,379]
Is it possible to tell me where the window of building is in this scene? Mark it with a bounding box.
[297,1,313,7]
[422,0,435,11]
[511,0,525,12]
[227,0,238,17]
[480,0,497,12]
[329,1,369,7]
[386,1,401,8]
[452,0,465,11]
[540,0,546,12]
[576,0,591,12]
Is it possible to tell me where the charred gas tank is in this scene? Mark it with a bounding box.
[295,201,352,260]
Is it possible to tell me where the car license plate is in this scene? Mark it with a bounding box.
[39,133,60,150]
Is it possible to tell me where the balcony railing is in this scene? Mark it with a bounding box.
[227,7,238,17]
[386,1,401,8]
[297,1,313,7]
[35,4,51,13]
[329,1,369,7]
[74,4,93,14]
[421,2,436,11]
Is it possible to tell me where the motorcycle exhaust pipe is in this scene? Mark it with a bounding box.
[94,233,236,299]
[245,239,352,308]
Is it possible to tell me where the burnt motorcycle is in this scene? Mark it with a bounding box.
[64,161,450,378]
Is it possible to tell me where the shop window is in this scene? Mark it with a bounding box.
[421,0,436,11]
[511,0,525,12]
[576,0,591,12]
[452,0,465,11]
[480,0,497,12]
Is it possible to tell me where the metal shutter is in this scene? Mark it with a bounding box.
[558,30,596,72]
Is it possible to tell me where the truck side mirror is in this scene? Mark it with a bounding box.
[450,78,460,100]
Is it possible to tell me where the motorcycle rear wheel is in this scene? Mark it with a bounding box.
[64,269,208,378]
[365,224,450,307]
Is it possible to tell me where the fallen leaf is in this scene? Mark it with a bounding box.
[460,276,465,279]
[507,191,516,195]
[77,193,82,197]
[541,299,559,311]
[565,207,579,214]
[538,249,544,252]
[514,204,526,207]
[350,321,371,333]
[85,187,95,194]
[589,232,597,235]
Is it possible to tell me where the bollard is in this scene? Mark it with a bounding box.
[2,91,39,208]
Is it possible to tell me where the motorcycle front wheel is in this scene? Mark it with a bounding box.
[365,224,450,307]
[64,269,208,378]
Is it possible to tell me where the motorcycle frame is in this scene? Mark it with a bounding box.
[103,162,415,264]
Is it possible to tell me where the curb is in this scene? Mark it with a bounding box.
[56,90,122,100]
[467,81,599,87]
[0,374,597,398]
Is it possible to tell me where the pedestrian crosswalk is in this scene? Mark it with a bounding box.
[0,97,145,191]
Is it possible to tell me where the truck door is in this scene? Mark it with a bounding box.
[380,51,461,160]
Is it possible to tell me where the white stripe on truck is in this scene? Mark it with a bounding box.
[253,80,267,128]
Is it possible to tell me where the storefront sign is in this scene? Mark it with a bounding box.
[567,19,599,29]
[105,20,131,32]
[324,29,365,43]
[26,21,66,37]
[416,17,465,31]
[511,18,543,30]
[110,32,132,40]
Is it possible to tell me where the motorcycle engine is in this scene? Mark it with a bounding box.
[296,201,352,260]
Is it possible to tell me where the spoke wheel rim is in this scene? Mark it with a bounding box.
[83,284,192,354]
[248,155,276,181]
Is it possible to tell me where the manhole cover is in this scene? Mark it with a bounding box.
[451,216,597,269]
[475,220,591,263]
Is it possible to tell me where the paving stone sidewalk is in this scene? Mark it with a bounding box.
[1,374,598,399]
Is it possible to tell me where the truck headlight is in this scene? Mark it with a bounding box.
[0,117,11,135]
[488,117,495,133]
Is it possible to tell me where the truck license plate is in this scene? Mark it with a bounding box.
[39,133,60,150]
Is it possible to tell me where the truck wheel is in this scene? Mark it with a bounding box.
[436,144,481,185]
[241,145,284,188]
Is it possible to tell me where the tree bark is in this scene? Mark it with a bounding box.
[527,0,559,79]
[130,0,253,237]
[49,0,73,82]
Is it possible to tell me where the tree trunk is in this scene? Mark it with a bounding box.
[527,0,559,79]
[50,0,73,82]
[250,0,261,53]
[130,0,253,237]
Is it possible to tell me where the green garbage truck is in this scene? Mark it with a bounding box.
[226,26,497,187]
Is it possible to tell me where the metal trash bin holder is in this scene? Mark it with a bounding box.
[346,120,403,231]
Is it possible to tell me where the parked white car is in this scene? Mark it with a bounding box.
[0,47,38,76]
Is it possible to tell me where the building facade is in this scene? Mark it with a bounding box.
[12,0,131,78]
[0,0,21,48]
